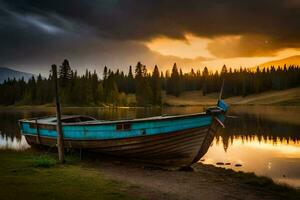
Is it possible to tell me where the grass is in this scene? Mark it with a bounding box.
[226,87,300,105]
[33,154,57,168]
[0,150,136,200]
[163,87,300,106]
[163,90,218,106]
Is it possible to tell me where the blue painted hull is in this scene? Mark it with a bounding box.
[20,114,214,140]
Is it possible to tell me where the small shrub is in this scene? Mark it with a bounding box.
[33,155,56,168]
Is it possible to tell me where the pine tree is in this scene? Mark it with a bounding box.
[168,63,181,97]
[151,65,162,105]
[59,59,72,87]
[103,66,108,80]
[127,65,135,93]
[135,62,152,106]
[202,67,209,96]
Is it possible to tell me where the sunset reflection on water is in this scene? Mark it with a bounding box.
[202,136,300,188]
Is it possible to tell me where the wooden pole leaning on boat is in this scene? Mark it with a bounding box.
[51,64,65,163]
[219,77,225,100]
[216,76,226,128]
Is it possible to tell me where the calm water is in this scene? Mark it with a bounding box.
[0,106,300,188]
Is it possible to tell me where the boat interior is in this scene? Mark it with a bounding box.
[54,116,97,123]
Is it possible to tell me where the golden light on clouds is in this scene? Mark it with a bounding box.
[145,34,213,59]
[276,48,300,58]
[145,33,300,71]
[202,57,272,69]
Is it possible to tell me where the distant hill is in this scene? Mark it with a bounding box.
[0,67,36,83]
[226,87,300,106]
[253,55,300,70]
[163,87,300,106]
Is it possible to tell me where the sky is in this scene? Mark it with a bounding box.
[0,0,300,75]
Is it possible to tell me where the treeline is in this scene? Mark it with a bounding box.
[165,64,300,98]
[1,59,300,106]
[0,60,162,106]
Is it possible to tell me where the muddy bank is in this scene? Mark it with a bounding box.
[93,158,300,200]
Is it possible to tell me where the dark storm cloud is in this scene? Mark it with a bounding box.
[0,0,300,71]
[2,0,299,40]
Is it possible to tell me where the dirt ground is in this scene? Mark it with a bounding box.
[91,158,292,200]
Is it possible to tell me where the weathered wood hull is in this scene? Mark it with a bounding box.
[24,119,220,167]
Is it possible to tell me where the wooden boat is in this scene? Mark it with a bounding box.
[19,100,228,168]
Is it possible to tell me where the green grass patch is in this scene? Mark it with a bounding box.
[0,150,136,200]
[33,154,57,168]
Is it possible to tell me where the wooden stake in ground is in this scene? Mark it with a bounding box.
[52,64,65,163]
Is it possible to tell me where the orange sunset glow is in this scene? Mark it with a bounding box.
[146,34,300,72]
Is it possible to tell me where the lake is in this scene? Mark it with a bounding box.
[1,105,300,188]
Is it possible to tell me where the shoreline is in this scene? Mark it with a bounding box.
[0,150,299,200]
[1,87,300,108]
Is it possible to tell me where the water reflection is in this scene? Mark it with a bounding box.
[216,110,300,152]
[0,106,300,187]
[203,137,300,188]
[0,108,52,150]
[0,135,29,150]
[202,106,300,188]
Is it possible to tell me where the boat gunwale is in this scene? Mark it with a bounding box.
[18,111,220,127]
